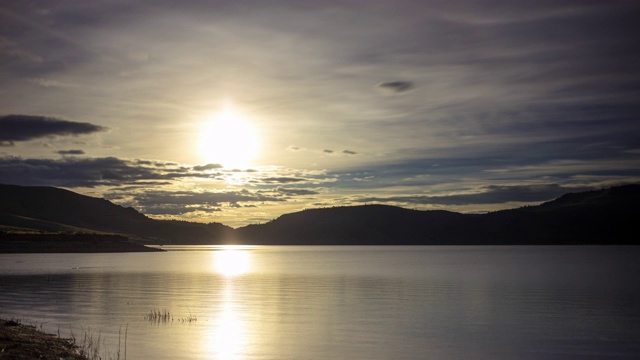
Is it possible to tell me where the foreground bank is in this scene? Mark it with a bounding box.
[0,318,86,360]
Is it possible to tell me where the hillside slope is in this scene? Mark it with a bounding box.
[0,184,233,244]
[1,183,638,245]
[235,185,639,245]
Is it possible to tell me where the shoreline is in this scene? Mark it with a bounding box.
[0,318,87,360]
[0,232,164,253]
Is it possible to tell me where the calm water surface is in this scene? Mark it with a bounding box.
[0,246,639,359]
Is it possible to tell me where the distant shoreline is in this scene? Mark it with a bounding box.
[0,232,164,253]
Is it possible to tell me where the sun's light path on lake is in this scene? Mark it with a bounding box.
[208,246,252,360]
[212,299,246,360]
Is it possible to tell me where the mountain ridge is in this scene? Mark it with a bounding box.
[233,184,639,245]
[0,183,233,245]
[1,183,638,246]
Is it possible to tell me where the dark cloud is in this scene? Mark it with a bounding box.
[0,156,224,187]
[105,182,174,192]
[275,187,319,196]
[135,160,154,165]
[355,184,595,207]
[134,191,263,206]
[261,177,307,184]
[193,163,223,171]
[0,155,335,191]
[0,156,144,187]
[323,149,334,154]
[143,206,220,216]
[330,128,640,191]
[0,115,106,144]
[57,149,85,155]
[376,81,414,94]
[342,150,357,155]
[127,189,284,216]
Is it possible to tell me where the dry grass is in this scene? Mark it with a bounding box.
[145,309,172,323]
[145,309,197,324]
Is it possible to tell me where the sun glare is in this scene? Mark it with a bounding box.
[199,106,259,168]
[213,248,252,276]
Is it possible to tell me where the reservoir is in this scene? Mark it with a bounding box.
[1,246,639,359]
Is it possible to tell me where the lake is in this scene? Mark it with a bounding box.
[1,246,639,359]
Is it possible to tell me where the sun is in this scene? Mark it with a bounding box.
[199,105,259,168]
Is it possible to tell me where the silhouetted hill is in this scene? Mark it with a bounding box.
[513,184,639,243]
[234,185,640,245]
[234,205,466,244]
[0,184,233,245]
[2,183,638,246]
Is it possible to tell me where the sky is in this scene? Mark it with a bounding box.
[1,0,640,227]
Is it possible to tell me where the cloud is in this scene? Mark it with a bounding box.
[376,81,414,94]
[57,149,85,155]
[260,177,307,184]
[275,187,319,196]
[323,149,334,154]
[355,184,595,207]
[134,190,282,206]
[0,115,106,144]
[0,154,338,190]
[0,35,43,63]
[193,163,223,171]
[124,189,285,216]
[28,78,76,88]
[103,184,325,218]
[142,206,219,216]
[0,156,225,187]
[342,150,357,155]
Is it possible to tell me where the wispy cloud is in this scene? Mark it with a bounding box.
[0,35,43,63]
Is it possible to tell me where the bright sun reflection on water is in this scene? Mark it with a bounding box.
[211,302,246,360]
[213,247,252,276]
[207,247,252,360]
